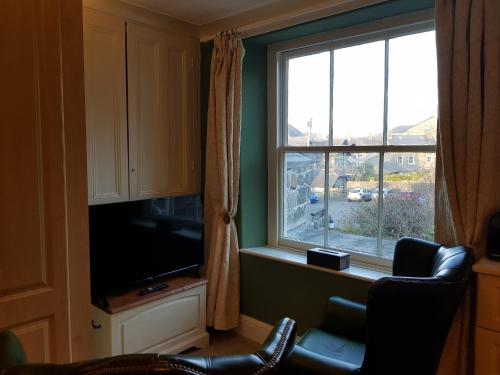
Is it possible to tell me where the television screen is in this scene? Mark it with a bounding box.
[89,195,204,299]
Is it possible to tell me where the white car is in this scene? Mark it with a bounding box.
[372,188,392,199]
[347,188,372,202]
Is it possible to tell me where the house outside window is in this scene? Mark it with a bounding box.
[268,13,437,268]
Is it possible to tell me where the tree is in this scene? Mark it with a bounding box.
[339,193,434,241]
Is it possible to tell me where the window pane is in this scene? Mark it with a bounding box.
[332,41,385,146]
[327,153,379,255]
[287,52,330,146]
[387,31,437,145]
[283,153,325,245]
[381,152,436,258]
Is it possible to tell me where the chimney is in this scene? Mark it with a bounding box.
[307,118,313,146]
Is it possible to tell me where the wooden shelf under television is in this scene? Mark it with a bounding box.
[103,276,207,314]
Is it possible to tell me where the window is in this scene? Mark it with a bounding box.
[269,14,437,267]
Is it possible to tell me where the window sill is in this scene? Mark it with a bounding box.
[240,246,391,282]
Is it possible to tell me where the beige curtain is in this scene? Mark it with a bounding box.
[204,31,245,330]
[435,0,500,374]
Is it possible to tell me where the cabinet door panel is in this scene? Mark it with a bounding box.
[11,319,52,363]
[166,47,190,194]
[127,24,167,199]
[477,274,500,332]
[84,9,129,204]
[128,23,198,199]
[165,35,199,196]
[122,295,200,353]
[475,327,500,375]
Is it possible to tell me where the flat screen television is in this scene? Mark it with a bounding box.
[89,195,204,304]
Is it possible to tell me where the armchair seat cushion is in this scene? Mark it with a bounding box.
[298,328,365,366]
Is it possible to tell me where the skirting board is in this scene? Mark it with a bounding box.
[236,314,274,344]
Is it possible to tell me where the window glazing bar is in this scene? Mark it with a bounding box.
[324,153,330,247]
[282,145,436,153]
[377,39,390,257]
[329,50,334,146]
[282,58,289,147]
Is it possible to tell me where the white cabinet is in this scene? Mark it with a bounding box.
[83,10,129,204]
[90,281,209,357]
[83,9,200,205]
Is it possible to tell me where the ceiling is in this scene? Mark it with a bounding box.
[121,0,283,25]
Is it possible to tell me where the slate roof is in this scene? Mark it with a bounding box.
[390,135,436,145]
[391,125,414,133]
[286,153,319,168]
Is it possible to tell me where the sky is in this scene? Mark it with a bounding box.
[287,30,438,143]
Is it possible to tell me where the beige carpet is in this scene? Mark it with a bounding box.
[184,330,260,356]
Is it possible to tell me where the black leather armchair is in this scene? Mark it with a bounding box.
[288,237,473,375]
[0,318,296,375]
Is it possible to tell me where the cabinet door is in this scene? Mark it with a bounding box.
[127,23,167,200]
[83,9,129,205]
[0,0,89,362]
[127,23,198,199]
[475,327,500,375]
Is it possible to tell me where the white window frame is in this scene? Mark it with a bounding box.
[397,155,404,164]
[267,10,436,270]
[408,155,416,164]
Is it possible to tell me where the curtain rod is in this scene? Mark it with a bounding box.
[199,0,387,42]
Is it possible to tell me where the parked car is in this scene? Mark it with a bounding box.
[372,188,392,199]
[400,192,418,201]
[347,188,372,202]
[399,191,424,205]
[309,193,319,204]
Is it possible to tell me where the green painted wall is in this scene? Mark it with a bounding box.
[241,253,371,335]
[239,41,268,248]
[200,0,435,331]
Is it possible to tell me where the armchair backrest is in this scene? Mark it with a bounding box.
[362,237,472,375]
[392,237,471,282]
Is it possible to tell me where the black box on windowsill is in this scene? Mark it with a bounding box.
[307,248,350,271]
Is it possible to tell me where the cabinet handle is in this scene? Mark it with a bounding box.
[91,320,102,330]
[131,168,136,172]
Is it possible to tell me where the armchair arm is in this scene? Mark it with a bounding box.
[319,297,366,342]
[288,346,361,375]
[173,316,297,374]
[2,318,297,375]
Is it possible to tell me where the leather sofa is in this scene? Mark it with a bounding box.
[288,237,473,375]
[0,317,296,375]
